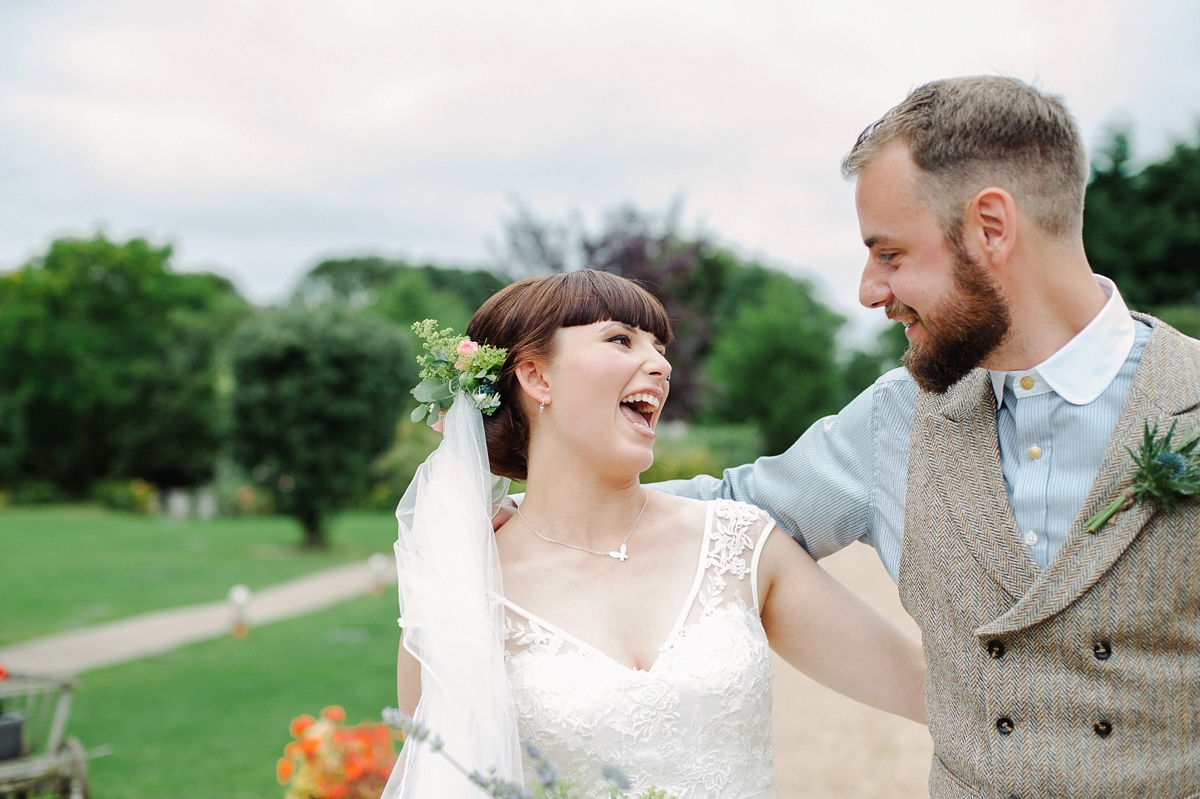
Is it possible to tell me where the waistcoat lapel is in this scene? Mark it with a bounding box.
[923,369,1040,601]
[977,319,1200,638]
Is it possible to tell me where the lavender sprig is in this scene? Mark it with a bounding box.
[382,708,674,799]
[382,708,532,799]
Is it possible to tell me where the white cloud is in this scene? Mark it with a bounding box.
[0,0,1197,336]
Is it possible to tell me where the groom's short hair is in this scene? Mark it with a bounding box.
[842,76,1089,240]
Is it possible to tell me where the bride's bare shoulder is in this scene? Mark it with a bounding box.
[648,489,710,533]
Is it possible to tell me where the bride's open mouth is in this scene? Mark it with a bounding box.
[619,392,660,434]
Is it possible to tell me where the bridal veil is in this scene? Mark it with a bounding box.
[382,396,522,797]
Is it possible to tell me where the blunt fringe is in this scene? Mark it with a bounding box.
[841,76,1089,239]
[466,269,672,481]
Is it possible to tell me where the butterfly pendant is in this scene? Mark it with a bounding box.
[608,543,629,562]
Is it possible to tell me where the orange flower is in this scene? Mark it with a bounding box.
[300,737,321,756]
[290,714,316,738]
[0,664,8,681]
[321,705,346,722]
[284,742,302,758]
[276,757,295,784]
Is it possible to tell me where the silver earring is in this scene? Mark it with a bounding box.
[539,397,546,414]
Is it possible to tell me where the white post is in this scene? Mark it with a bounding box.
[368,552,390,596]
[227,584,251,638]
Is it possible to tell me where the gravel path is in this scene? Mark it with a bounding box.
[771,542,932,798]
[0,557,396,676]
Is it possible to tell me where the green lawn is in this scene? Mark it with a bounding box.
[69,592,401,799]
[0,506,398,646]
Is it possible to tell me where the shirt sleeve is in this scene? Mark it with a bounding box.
[652,381,879,559]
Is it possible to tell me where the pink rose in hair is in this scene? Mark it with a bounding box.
[454,339,479,370]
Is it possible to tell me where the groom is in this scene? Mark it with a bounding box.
[661,76,1200,797]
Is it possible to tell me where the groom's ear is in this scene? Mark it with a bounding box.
[967,186,1018,269]
[513,360,551,406]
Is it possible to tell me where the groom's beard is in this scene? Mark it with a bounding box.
[892,247,1011,395]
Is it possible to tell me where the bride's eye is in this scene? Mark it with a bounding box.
[607,335,632,347]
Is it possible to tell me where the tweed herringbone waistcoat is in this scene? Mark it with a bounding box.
[899,318,1200,799]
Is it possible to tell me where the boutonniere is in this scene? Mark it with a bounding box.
[1086,420,1200,533]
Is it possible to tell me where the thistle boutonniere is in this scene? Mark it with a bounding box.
[409,319,508,431]
[1085,420,1200,533]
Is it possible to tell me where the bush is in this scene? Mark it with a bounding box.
[355,420,443,512]
[229,307,410,547]
[1153,304,1200,339]
[91,478,159,513]
[642,423,764,482]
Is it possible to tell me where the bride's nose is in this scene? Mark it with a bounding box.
[645,350,671,382]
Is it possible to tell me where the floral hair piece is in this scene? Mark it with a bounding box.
[409,319,508,430]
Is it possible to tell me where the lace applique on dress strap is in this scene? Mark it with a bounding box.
[694,500,775,620]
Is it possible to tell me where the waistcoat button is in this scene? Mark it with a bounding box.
[987,640,1006,658]
[996,717,1014,735]
[1092,641,1112,660]
[1094,720,1113,738]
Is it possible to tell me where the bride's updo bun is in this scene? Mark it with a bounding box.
[466,269,672,481]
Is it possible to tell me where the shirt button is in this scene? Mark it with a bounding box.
[1019,376,1035,390]
[1027,445,1042,459]
[1093,641,1112,660]
[996,717,1015,735]
[987,639,1006,658]
[1094,720,1113,738]
[1024,531,1039,546]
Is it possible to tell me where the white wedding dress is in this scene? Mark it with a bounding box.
[500,499,777,799]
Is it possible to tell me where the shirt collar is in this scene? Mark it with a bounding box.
[988,274,1135,407]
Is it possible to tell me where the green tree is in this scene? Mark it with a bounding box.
[372,269,475,336]
[229,307,410,547]
[295,257,507,323]
[1084,130,1200,309]
[0,235,246,495]
[839,322,908,405]
[703,271,846,454]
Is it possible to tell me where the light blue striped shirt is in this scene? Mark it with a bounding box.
[659,277,1150,582]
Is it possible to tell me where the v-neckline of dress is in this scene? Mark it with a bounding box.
[500,500,715,675]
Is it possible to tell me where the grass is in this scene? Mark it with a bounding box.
[0,505,398,646]
[67,592,401,799]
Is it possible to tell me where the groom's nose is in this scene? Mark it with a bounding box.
[858,258,893,309]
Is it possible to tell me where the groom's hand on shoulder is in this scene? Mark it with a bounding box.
[492,496,518,531]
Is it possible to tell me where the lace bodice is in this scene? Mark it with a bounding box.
[502,500,776,799]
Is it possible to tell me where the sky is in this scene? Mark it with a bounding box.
[1,0,1199,338]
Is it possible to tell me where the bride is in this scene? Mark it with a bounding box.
[387,269,924,799]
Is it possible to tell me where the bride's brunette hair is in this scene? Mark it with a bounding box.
[467,269,672,481]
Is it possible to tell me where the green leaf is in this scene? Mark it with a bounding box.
[430,381,453,401]
[412,377,444,402]
[410,404,429,423]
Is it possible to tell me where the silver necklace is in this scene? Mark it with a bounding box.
[516,489,648,562]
